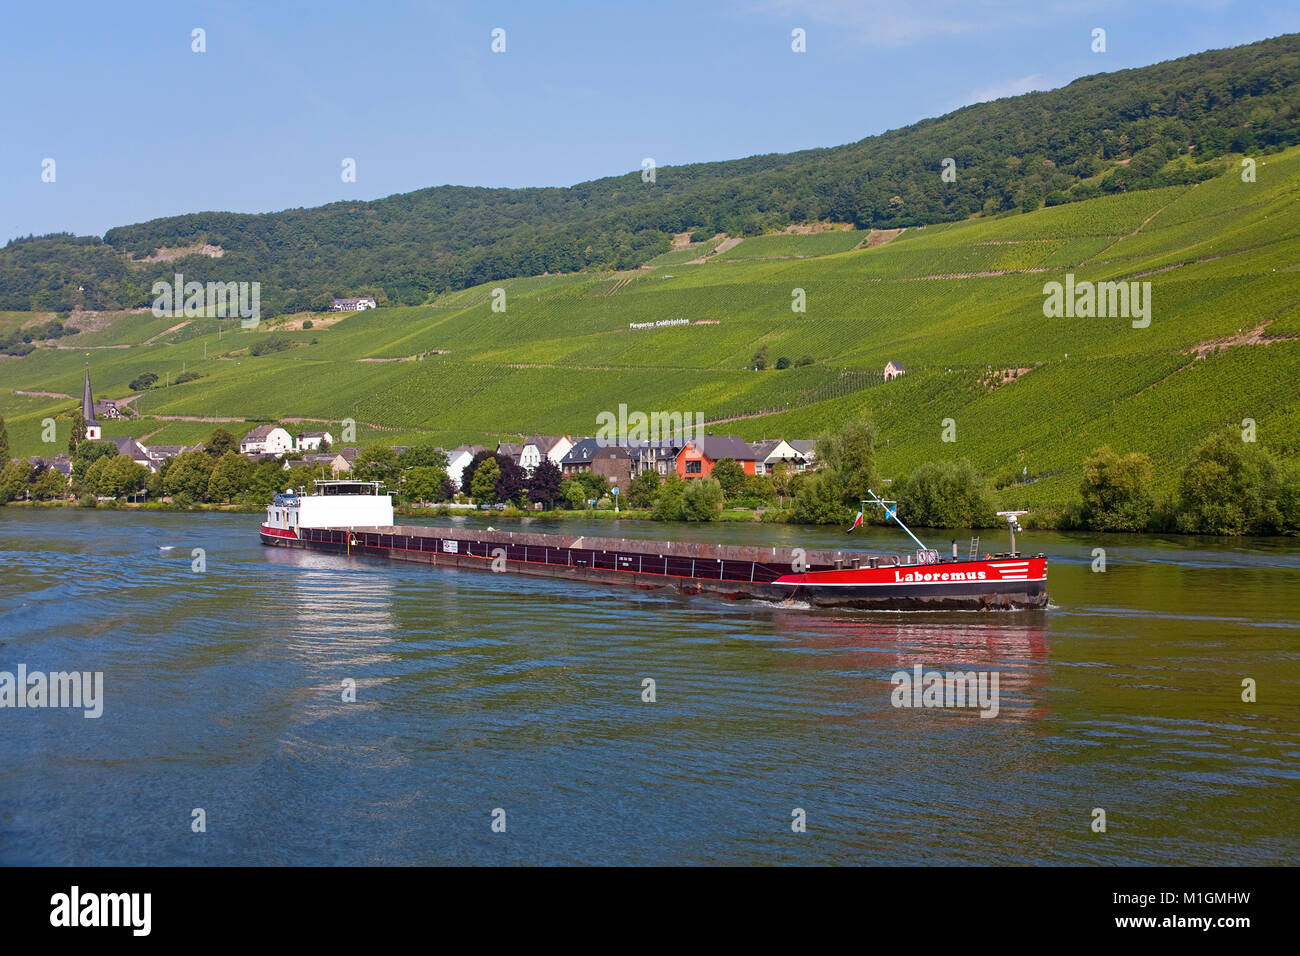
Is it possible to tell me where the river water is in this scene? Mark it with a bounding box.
[1,509,1296,865]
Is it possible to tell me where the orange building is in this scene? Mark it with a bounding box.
[675,436,758,479]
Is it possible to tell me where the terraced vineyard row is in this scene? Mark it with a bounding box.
[717,231,865,260]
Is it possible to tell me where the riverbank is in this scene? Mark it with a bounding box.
[0,497,265,514]
[0,496,1285,540]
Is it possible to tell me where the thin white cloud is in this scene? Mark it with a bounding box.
[750,0,1040,46]
[964,72,1049,105]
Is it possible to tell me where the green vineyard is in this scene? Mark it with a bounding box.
[3,146,1299,513]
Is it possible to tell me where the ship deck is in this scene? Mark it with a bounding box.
[290,523,1014,584]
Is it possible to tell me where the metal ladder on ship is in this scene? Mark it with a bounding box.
[968,536,980,560]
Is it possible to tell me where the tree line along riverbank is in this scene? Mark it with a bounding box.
[1,418,1296,537]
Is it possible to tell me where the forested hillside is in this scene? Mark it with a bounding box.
[2,34,1297,315]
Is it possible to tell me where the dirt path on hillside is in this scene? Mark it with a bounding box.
[50,344,131,349]
[685,237,743,265]
[1130,253,1229,278]
[782,222,855,235]
[862,228,904,248]
[13,389,73,399]
[701,408,784,426]
[1187,320,1300,359]
[357,350,450,362]
[917,267,1052,280]
[1125,315,1299,398]
[143,321,190,345]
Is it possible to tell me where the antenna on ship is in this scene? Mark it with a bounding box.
[996,511,1028,556]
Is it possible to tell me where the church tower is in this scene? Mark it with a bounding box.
[83,364,101,440]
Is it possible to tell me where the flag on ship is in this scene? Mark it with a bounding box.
[847,511,863,533]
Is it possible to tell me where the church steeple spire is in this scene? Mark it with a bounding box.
[82,363,101,440]
[83,363,95,422]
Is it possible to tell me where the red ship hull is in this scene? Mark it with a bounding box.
[260,523,1048,611]
[770,556,1048,609]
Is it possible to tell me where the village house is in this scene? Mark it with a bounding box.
[239,424,294,456]
[295,431,333,452]
[563,438,677,484]
[93,399,122,421]
[748,439,806,475]
[884,360,907,381]
[320,453,352,475]
[496,442,524,467]
[283,452,351,475]
[587,446,637,489]
[27,454,72,483]
[330,297,378,312]
[675,436,759,480]
[109,437,153,470]
[144,445,190,470]
[529,435,573,467]
[788,440,818,470]
[494,436,572,473]
[559,438,601,476]
[519,441,545,471]
[445,445,485,490]
[627,440,680,478]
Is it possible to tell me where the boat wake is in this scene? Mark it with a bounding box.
[755,598,812,610]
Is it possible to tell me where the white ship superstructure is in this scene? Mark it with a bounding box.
[263,481,393,539]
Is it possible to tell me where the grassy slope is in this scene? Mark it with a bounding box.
[2,149,1298,512]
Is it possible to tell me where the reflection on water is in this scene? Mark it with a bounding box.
[0,510,1296,865]
[269,546,401,703]
[774,612,1051,723]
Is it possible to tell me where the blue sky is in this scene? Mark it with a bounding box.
[2,0,1296,243]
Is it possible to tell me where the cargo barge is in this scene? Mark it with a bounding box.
[260,481,1048,610]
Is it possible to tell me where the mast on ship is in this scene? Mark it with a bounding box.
[856,491,1032,562]
[854,489,941,564]
[860,489,928,551]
